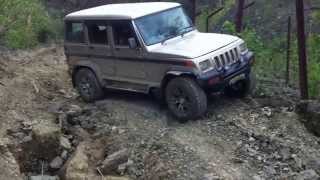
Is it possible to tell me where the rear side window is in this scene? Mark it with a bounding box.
[66,22,85,43]
[87,21,108,45]
[111,20,136,46]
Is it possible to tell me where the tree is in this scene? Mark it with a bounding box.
[295,0,309,99]
[235,0,245,33]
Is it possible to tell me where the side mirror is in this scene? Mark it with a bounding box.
[128,37,138,49]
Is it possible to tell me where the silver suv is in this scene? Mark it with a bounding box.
[64,2,255,121]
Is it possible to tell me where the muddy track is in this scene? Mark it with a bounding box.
[0,45,319,180]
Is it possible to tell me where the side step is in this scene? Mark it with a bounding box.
[103,79,149,93]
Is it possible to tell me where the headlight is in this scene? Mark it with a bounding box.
[239,42,248,53]
[199,60,212,71]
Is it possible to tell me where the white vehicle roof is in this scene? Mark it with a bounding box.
[65,2,181,20]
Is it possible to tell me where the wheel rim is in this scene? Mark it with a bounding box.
[78,76,93,97]
[169,87,192,114]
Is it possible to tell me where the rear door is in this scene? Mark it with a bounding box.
[110,20,146,83]
[86,20,114,77]
[64,21,88,58]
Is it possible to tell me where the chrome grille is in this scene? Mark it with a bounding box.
[211,48,240,69]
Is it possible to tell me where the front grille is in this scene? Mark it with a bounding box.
[211,48,240,69]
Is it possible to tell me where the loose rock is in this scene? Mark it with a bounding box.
[305,158,320,174]
[296,169,319,180]
[50,156,63,170]
[202,173,220,180]
[101,148,129,174]
[60,136,72,150]
[262,107,272,117]
[61,150,68,160]
[29,175,59,180]
[66,104,82,117]
[87,175,130,180]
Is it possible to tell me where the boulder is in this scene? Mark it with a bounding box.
[15,121,61,173]
[101,148,129,174]
[31,122,61,159]
[64,143,89,180]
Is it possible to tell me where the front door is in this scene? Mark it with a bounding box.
[111,20,146,84]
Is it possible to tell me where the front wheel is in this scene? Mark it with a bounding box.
[224,72,256,98]
[165,77,207,122]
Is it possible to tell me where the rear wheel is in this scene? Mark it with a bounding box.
[165,77,207,121]
[74,68,104,102]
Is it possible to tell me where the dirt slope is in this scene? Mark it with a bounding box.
[0,45,319,180]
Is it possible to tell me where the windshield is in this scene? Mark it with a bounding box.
[135,7,194,46]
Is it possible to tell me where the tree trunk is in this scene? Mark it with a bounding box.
[235,0,245,33]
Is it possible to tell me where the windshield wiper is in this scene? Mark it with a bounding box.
[160,26,195,44]
[178,26,195,37]
[161,34,177,44]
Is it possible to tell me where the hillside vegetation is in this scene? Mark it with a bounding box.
[0,0,61,48]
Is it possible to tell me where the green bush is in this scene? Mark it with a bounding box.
[308,34,320,97]
[221,21,320,98]
[0,0,58,49]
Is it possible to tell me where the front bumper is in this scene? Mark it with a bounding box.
[197,51,254,92]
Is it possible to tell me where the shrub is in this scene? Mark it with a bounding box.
[221,21,320,98]
[0,0,55,49]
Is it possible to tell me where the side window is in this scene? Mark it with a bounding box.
[112,21,137,47]
[66,22,85,43]
[87,21,108,45]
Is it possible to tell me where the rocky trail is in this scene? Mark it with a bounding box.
[0,45,319,180]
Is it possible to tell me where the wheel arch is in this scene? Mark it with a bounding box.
[160,70,198,95]
[71,64,102,87]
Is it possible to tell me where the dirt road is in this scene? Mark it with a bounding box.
[0,45,319,180]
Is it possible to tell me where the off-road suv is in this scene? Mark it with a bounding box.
[64,2,255,121]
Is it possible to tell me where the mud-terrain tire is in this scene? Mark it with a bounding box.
[165,77,207,121]
[74,68,104,102]
[224,72,256,98]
